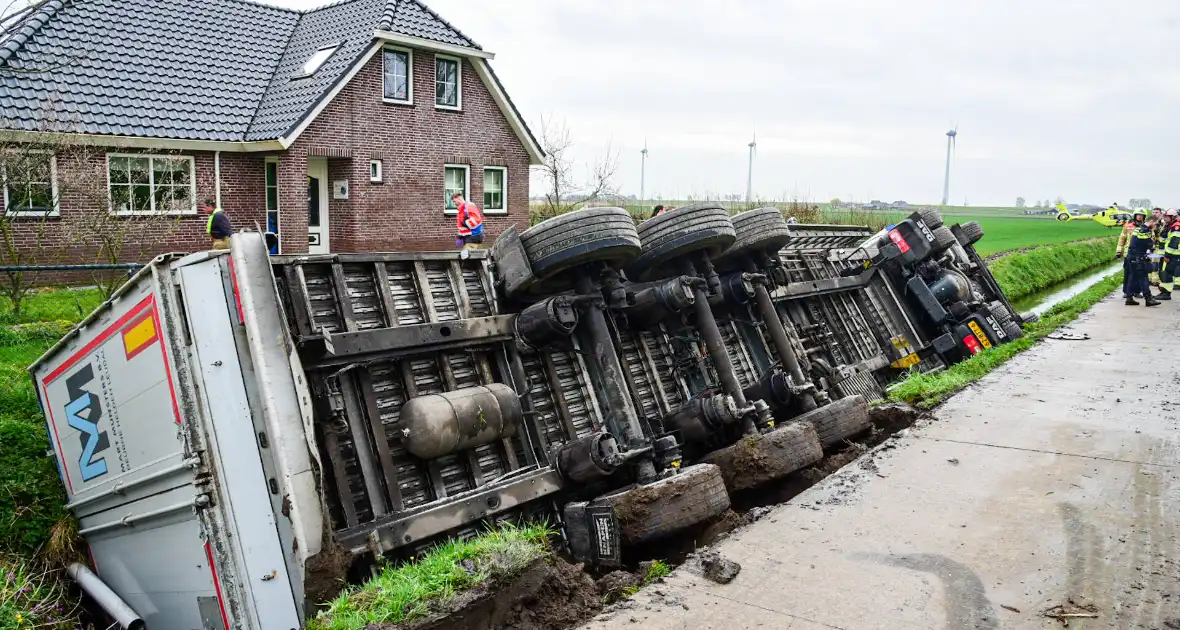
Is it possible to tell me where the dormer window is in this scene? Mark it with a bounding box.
[296,44,338,79]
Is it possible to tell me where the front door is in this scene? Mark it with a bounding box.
[306,158,330,254]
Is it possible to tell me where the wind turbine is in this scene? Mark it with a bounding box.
[640,140,648,203]
[746,132,757,204]
[941,126,957,206]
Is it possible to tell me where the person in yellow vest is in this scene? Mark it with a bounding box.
[1158,209,1180,300]
[201,200,232,250]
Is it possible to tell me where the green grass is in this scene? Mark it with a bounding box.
[619,560,673,599]
[309,523,554,630]
[0,554,84,630]
[888,272,1124,408]
[0,288,102,326]
[989,236,1119,301]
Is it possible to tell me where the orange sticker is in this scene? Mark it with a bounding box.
[122,312,159,360]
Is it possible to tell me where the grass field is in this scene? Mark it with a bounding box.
[553,201,1118,258]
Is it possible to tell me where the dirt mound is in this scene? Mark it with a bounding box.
[367,556,605,630]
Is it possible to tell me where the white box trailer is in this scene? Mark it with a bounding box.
[33,238,324,628]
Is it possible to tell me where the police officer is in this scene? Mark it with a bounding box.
[1125,210,1160,306]
[1158,209,1180,300]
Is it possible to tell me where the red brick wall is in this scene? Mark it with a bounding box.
[7,46,533,277]
[4,149,270,285]
[282,48,533,253]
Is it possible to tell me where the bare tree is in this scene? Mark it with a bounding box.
[1015,197,1026,208]
[0,143,58,315]
[532,115,620,223]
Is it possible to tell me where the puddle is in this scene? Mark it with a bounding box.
[1011,262,1122,316]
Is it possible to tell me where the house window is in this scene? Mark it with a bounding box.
[369,159,383,183]
[265,160,279,254]
[107,154,195,214]
[483,167,506,213]
[296,44,338,79]
[444,164,469,212]
[435,55,460,109]
[3,152,57,216]
[383,48,412,103]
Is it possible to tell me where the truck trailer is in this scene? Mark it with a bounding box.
[30,205,1022,628]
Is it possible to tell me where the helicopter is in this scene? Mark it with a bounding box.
[1055,203,1132,228]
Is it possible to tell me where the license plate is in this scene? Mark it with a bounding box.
[967,321,992,350]
[891,353,921,369]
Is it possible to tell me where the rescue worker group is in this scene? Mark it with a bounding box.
[1116,207,1180,307]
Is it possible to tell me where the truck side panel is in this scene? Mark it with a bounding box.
[177,260,302,629]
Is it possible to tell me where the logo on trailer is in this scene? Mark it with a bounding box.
[64,364,109,481]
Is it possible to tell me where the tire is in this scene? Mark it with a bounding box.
[1018,311,1039,324]
[714,207,793,267]
[628,203,737,281]
[987,301,1013,325]
[700,421,823,492]
[917,208,944,230]
[958,221,984,246]
[930,226,957,254]
[519,207,641,290]
[793,394,870,449]
[594,464,731,545]
[1002,320,1024,341]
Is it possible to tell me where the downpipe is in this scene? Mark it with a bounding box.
[66,563,145,630]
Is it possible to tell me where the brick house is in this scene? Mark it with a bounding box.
[0,0,544,257]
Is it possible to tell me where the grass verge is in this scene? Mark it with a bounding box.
[309,523,554,630]
[989,236,1118,301]
[888,272,1124,408]
[0,554,84,630]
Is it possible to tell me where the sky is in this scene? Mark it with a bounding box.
[273,0,1180,207]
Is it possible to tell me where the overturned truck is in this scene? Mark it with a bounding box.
[31,205,1025,628]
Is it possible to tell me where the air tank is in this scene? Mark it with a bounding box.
[400,384,522,460]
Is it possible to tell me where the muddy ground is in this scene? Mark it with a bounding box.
[373,403,926,630]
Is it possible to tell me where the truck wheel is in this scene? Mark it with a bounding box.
[930,226,958,254]
[629,203,737,281]
[793,394,870,449]
[917,208,944,230]
[594,463,730,545]
[714,207,792,267]
[1018,311,1039,325]
[958,221,985,246]
[987,301,1014,325]
[1002,320,1024,341]
[700,421,823,493]
[519,207,641,290]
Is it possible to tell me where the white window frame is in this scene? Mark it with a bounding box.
[443,163,470,215]
[482,166,507,215]
[265,157,280,253]
[381,46,414,105]
[369,159,383,183]
[2,150,59,217]
[434,54,462,111]
[106,153,197,215]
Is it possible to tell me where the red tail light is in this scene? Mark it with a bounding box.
[888,229,911,253]
[962,334,982,355]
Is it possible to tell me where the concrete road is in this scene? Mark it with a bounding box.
[582,291,1180,630]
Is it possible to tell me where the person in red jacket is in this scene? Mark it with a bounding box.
[453,192,484,257]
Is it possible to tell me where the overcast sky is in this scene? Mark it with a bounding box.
[275,0,1180,207]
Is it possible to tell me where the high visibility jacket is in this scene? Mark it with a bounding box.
[1128,225,1154,257]
[207,208,232,239]
[456,202,484,237]
[1116,222,1138,256]
[1164,222,1180,256]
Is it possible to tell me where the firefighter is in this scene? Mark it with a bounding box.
[1158,209,1180,300]
[1150,208,1168,285]
[1116,208,1145,259]
[1125,211,1160,306]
